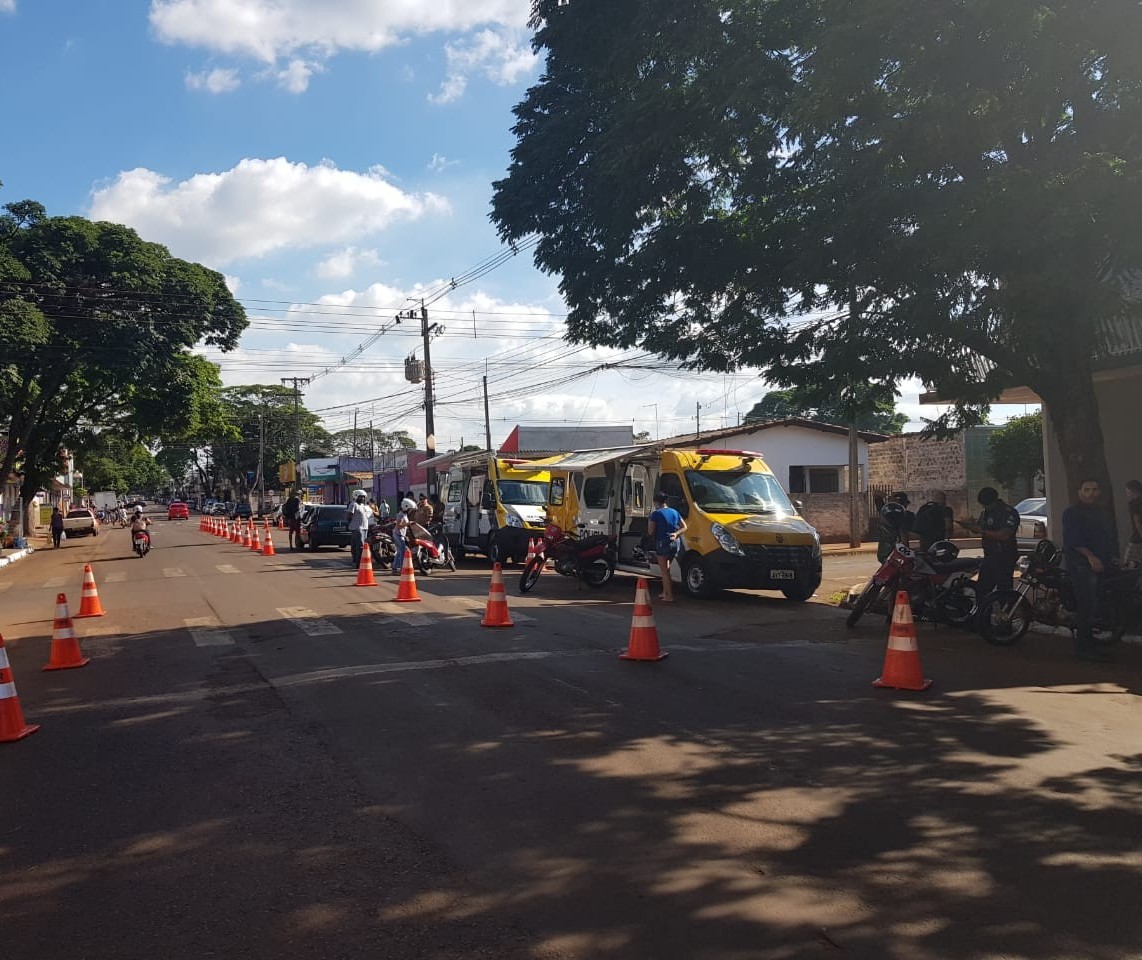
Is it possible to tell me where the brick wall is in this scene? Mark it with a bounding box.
[799,493,868,543]
[868,433,972,521]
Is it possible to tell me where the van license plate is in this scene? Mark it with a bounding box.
[770,569,796,580]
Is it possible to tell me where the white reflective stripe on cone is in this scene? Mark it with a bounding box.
[887,633,918,652]
[0,647,9,670]
[0,682,17,700]
[631,616,657,628]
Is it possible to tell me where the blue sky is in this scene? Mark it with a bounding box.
[0,0,1033,448]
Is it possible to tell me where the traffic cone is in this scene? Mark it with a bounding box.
[250,527,261,553]
[394,550,422,602]
[620,578,668,661]
[355,546,377,586]
[240,522,249,547]
[43,593,90,671]
[525,537,538,565]
[873,591,932,691]
[480,563,514,627]
[75,564,106,618]
[229,521,239,543]
[263,529,276,556]
[0,634,40,742]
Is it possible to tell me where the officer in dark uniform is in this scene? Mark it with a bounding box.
[976,487,1020,599]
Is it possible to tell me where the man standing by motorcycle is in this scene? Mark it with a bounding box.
[976,487,1020,601]
[392,497,415,575]
[1063,478,1117,662]
[281,490,302,549]
[346,491,372,568]
[876,493,915,562]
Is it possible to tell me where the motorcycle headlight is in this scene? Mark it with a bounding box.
[711,522,745,557]
[505,512,523,528]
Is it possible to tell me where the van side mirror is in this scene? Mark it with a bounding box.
[793,499,804,513]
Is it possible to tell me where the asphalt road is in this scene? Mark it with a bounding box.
[1,512,1139,960]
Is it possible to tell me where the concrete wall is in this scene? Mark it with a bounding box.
[799,492,869,543]
[1043,366,1142,553]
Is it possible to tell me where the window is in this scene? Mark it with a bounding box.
[446,481,462,503]
[808,469,840,494]
[659,472,685,507]
[788,466,806,494]
[549,477,566,506]
[583,477,609,508]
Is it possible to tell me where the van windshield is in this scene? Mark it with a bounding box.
[498,480,549,506]
[685,470,796,516]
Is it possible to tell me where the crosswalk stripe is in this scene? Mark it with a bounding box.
[104,571,127,583]
[43,576,67,588]
[361,601,436,627]
[163,568,187,578]
[453,595,535,622]
[215,564,240,574]
[185,616,236,647]
[277,607,343,636]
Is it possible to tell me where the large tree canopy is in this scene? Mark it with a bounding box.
[0,196,247,508]
[492,0,1142,504]
[746,387,907,435]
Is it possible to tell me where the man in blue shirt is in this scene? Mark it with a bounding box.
[1062,478,1116,661]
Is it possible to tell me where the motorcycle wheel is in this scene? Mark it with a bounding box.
[939,584,978,627]
[519,556,543,593]
[417,548,432,576]
[977,590,1033,645]
[581,557,614,588]
[446,551,456,573]
[846,580,887,628]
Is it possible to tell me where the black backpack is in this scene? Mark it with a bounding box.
[914,501,946,542]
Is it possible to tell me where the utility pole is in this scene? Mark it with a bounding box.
[642,403,659,441]
[280,377,311,488]
[421,300,437,493]
[696,401,702,439]
[258,412,266,514]
[483,375,492,451]
[352,408,359,459]
[847,287,862,548]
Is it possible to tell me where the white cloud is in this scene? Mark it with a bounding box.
[223,274,241,295]
[0,0,15,14]
[149,0,530,62]
[185,66,241,93]
[88,157,451,267]
[275,58,320,93]
[316,247,384,280]
[429,28,538,104]
[427,153,459,174]
[150,1,535,100]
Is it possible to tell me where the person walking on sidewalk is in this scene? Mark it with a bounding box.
[50,507,65,548]
[648,491,687,602]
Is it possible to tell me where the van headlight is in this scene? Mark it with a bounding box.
[505,512,523,528]
[711,522,744,557]
[811,533,822,558]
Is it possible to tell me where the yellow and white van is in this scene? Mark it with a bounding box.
[543,445,822,600]
[437,452,553,564]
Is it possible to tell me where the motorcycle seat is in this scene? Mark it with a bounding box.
[574,533,611,551]
[930,558,979,574]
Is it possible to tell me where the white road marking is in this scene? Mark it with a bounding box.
[163,568,187,578]
[453,595,535,623]
[185,616,236,647]
[360,601,441,628]
[43,576,68,588]
[277,607,343,636]
[104,571,127,583]
[215,564,240,574]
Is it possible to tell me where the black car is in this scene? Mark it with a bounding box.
[296,504,352,550]
[231,502,253,520]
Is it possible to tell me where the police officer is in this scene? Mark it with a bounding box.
[976,487,1020,600]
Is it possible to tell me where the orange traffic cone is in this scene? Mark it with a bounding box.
[394,550,422,602]
[43,593,90,671]
[262,529,276,556]
[0,634,40,742]
[480,563,514,627]
[229,521,239,543]
[873,592,932,691]
[355,545,377,586]
[75,564,106,618]
[620,578,668,661]
[525,537,538,565]
[250,527,261,552]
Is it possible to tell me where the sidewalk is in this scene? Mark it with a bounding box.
[822,537,979,557]
[0,532,48,568]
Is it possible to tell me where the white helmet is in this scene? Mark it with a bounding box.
[400,497,416,512]
[354,490,368,501]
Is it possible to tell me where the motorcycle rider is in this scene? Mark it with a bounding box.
[129,507,152,550]
[346,491,372,568]
[392,497,416,575]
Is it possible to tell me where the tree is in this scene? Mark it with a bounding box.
[989,412,1045,500]
[209,385,331,496]
[0,198,246,519]
[746,387,907,434]
[328,427,415,458]
[633,429,652,443]
[80,436,171,496]
[492,0,1142,518]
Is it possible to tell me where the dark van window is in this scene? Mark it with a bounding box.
[583,477,609,508]
[659,473,685,507]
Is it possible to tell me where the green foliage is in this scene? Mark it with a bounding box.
[988,412,1045,494]
[746,387,907,434]
[0,195,247,500]
[328,427,415,458]
[79,435,171,495]
[493,0,1142,494]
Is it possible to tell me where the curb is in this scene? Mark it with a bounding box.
[0,547,36,569]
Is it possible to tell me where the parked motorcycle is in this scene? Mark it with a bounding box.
[409,522,456,575]
[846,540,979,628]
[132,529,151,558]
[977,539,1141,646]
[367,523,396,569]
[518,521,617,592]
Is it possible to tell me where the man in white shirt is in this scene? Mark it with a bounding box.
[347,491,372,567]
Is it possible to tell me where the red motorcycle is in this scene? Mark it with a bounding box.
[408,521,456,574]
[518,521,617,592]
[846,540,980,628]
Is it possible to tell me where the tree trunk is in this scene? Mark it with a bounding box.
[1034,358,1114,526]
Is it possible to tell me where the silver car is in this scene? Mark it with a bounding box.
[1014,497,1048,551]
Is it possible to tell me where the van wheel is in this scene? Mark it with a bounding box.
[487,531,501,567]
[782,580,819,602]
[682,556,715,599]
